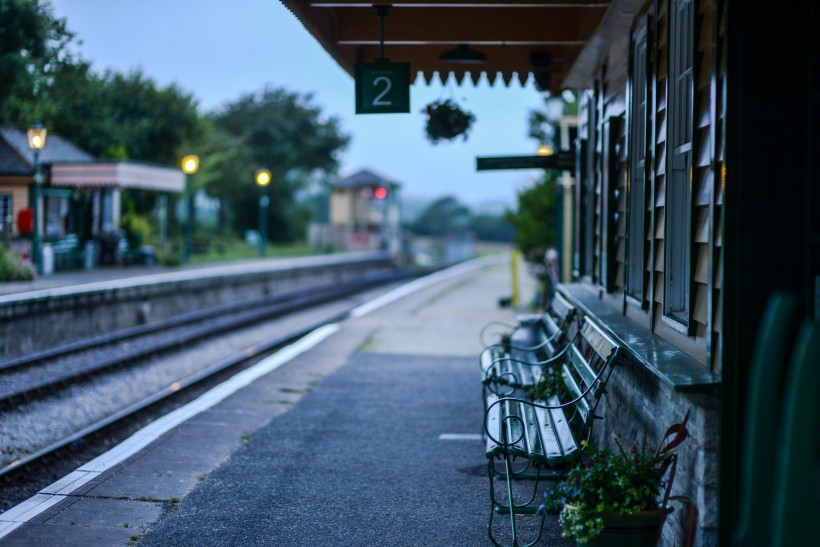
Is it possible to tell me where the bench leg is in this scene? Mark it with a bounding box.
[487,456,546,547]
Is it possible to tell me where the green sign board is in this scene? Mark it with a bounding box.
[355,62,411,114]
[476,151,576,172]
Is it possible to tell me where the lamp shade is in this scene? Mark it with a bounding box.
[27,123,47,150]
[439,44,486,64]
[256,169,271,186]
[181,155,199,174]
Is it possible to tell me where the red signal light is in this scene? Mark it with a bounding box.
[373,187,388,199]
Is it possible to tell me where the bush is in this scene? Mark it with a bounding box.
[155,246,181,266]
[121,213,151,250]
[0,247,35,281]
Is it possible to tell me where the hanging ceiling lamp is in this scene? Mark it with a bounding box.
[439,44,487,64]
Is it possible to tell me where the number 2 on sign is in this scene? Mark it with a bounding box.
[372,76,392,106]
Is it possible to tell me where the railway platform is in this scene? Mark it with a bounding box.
[0,255,571,546]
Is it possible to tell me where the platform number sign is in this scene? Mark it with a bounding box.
[355,62,410,114]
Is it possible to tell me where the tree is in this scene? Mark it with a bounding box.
[469,213,514,242]
[527,91,578,149]
[47,67,201,164]
[411,196,472,236]
[211,87,350,242]
[504,172,558,263]
[0,0,77,124]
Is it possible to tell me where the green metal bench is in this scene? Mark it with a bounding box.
[480,292,576,396]
[483,317,620,547]
[50,235,86,271]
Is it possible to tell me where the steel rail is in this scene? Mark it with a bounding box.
[0,271,411,408]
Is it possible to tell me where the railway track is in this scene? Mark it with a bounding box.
[0,270,417,488]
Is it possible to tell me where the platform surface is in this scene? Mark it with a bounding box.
[1,257,571,546]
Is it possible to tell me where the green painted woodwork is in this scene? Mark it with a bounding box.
[769,320,820,547]
[734,292,799,546]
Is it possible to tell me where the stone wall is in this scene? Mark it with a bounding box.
[0,252,394,358]
[590,342,720,546]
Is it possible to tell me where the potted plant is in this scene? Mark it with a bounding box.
[422,99,475,143]
[539,411,690,546]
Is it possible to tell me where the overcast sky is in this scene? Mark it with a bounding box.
[49,0,548,209]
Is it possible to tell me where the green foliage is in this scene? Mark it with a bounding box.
[504,173,558,262]
[411,196,471,236]
[525,367,570,402]
[153,243,181,267]
[540,413,690,543]
[208,87,349,242]
[546,446,663,543]
[214,87,349,174]
[422,99,475,143]
[120,212,151,250]
[409,196,513,242]
[2,57,201,166]
[0,0,77,124]
[527,92,578,149]
[469,213,514,242]
[0,247,34,281]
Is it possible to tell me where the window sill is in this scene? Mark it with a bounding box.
[558,283,721,395]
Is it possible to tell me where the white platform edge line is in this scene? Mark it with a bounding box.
[0,324,340,538]
[438,433,484,441]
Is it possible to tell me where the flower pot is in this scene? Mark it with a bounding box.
[580,507,672,547]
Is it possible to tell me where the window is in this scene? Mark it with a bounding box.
[577,90,597,280]
[665,0,694,325]
[601,116,622,292]
[0,194,11,233]
[627,23,649,303]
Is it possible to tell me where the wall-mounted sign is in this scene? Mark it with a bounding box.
[355,61,410,114]
[476,151,576,172]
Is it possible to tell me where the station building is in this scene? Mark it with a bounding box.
[0,127,184,267]
[312,168,402,255]
[281,1,818,545]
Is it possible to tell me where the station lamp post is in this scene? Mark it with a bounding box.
[27,122,47,274]
[181,155,199,262]
[255,169,271,257]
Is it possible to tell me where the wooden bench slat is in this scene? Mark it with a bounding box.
[580,319,618,364]
[504,399,529,457]
[568,345,598,392]
[550,292,574,320]
[539,395,579,460]
[560,363,592,424]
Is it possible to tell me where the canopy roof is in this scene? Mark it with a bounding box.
[51,162,185,192]
[280,0,611,91]
[334,168,401,189]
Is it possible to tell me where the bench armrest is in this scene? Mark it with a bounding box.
[478,320,520,346]
[485,328,578,369]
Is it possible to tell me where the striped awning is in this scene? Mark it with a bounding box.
[50,162,185,192]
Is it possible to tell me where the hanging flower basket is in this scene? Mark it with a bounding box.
[422,99,475,144]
